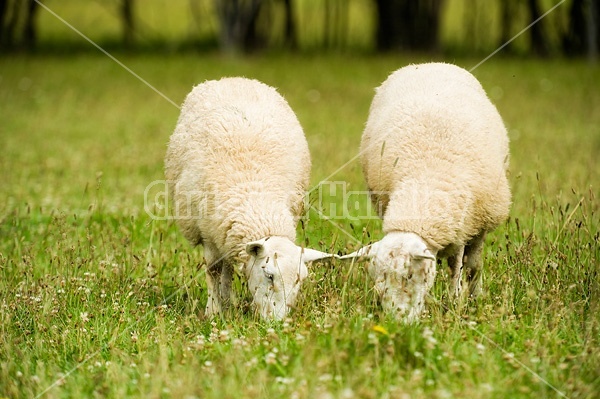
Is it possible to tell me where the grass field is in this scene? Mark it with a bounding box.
[1,46,599,398]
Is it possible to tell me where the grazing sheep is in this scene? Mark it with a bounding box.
[342,63,511,322]
[165,77,334,320]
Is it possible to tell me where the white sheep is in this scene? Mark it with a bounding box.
[342,63,511,322]
[165,77,334,320]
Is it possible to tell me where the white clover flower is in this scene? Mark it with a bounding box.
[219,329,230,342]
[476,343,485,355]
[265,352,277,365]
[275,376,294,385]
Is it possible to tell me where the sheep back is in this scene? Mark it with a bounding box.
[361,63,511,250]
[165,77,310,255]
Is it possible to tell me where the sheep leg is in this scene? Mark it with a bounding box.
[219,259,234,311]
[205,259,223,317]
[448,245,465,298]
[464,232,486,298]
[204,244,225,317]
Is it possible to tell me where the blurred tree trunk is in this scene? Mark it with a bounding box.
[122,0,135,47]
[527,0,549,56]
[588,0,598,61]
[0,0,39,51]
[324,0,348,49]
[498,0,517,52]
[374,0,400,51]
[282,0,296,48]
[563,0,588,55]
[215,0,263,53]
[374,0,444,52]
[0,0,10,49]
[563,0,599,60]
[23,0,38,48]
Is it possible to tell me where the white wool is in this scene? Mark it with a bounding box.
[361,63,511,250]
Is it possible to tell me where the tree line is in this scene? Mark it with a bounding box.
[1,0,598,59]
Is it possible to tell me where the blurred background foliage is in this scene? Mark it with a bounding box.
[0,0,598,59]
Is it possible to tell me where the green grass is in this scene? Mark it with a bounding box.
[1,51,599,398]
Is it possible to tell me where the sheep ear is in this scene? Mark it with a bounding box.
[300,247,337,263]
[339,242,380,260]
[412,248,435,261]
[246,240,265,257]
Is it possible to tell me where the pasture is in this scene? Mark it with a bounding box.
[1,50,599,397]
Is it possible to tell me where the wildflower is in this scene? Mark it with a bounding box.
[410,369,423,383]
[422,327,437,349]
[368,333,378,345]
[558,362,568,370]
[55,373,66,386]
[480,383,493,392]
[219,329,230,342]
[449,361,461,374]
[275,376,294,385]
[245,357,258,367]
[265,352,277,365]
[476,343,486,355]
[372,325,389,335]
[195,335,206,350]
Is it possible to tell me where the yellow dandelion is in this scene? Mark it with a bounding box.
[372,325,389,336]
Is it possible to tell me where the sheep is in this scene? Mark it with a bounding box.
[342,63,511,322]
[165,77,334,320]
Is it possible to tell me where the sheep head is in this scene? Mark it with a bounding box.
[244,236,335,320]
[341,232,436,323]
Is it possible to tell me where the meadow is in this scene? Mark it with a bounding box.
[1,43,599,399]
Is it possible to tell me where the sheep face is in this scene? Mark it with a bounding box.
[245,237,334,320]
[341,232,436,323]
